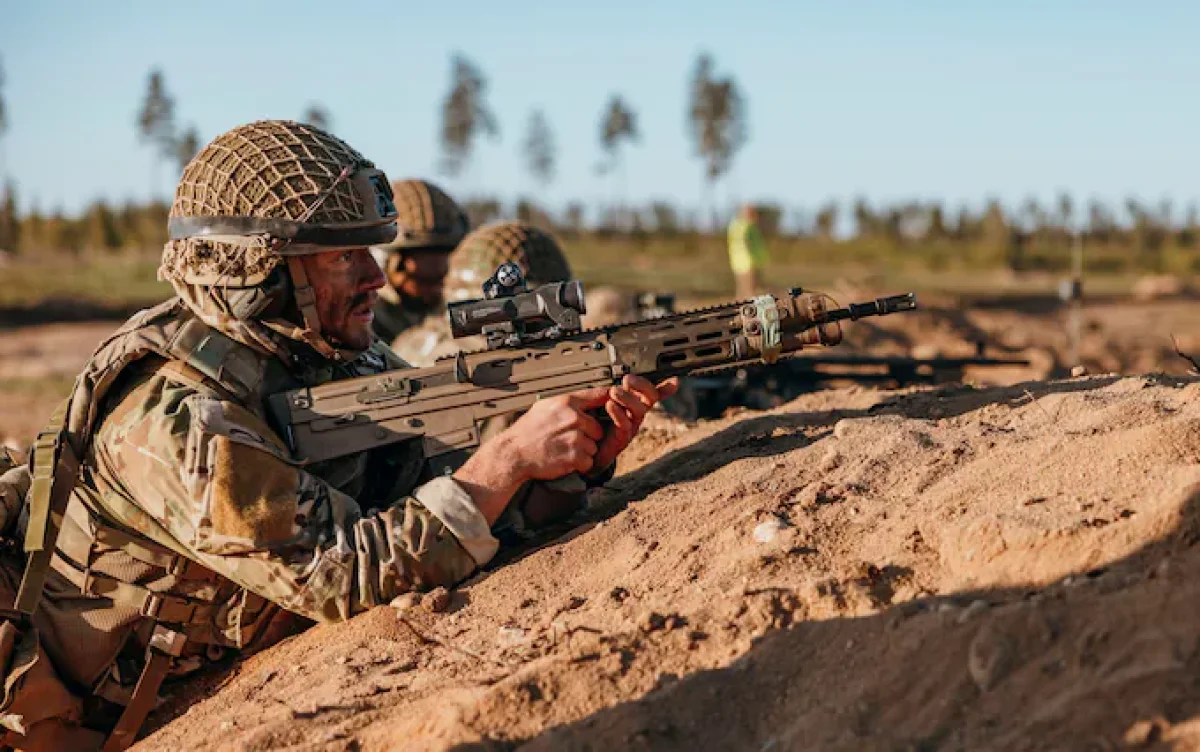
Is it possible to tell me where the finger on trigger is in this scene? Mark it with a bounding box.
[606,400,632,432]
[575,410,605,441]
[656,377,681,399]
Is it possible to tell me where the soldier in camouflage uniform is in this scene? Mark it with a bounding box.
[391,221,572,366]
[369,179,469,344]
[0,121,674,750]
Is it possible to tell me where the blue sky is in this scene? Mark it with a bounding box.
[1,0,1197,221]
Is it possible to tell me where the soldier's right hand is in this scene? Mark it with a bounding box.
[505,388,609,480]
[452,387,609,525]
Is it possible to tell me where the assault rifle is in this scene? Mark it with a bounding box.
[622,292,1030,419]
[268,264,917,472]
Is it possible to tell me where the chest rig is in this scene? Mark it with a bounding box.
[10,300,335,750]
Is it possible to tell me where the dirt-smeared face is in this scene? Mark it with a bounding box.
[385,249,452,309]
[301,247,386,350]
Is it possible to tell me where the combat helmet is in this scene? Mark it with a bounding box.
[159,119,398,358]
[374,179,469,254]
[445,221,573,302]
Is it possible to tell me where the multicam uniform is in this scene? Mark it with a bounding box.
[370,179,469,344]
[391,222,572,367]
[392,223,605,540]
[0,122,490,751]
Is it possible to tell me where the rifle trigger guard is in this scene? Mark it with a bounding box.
[749,295,783,364]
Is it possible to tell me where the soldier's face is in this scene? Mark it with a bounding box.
[301,247,386,350]
[386,250,451,309]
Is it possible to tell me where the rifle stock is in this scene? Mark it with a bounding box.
[268,283,917,470]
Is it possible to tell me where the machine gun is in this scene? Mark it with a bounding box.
[267,263,917,471]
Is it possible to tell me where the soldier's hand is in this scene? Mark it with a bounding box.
[592,375,679,471]
[454,389,607,524]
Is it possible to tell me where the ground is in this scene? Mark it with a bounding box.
[131,373,1200,751]
[1,291,1198,751]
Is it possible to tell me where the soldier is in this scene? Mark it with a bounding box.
[0,121,674,750]
[369,179,470,343]
[391,221,572,367]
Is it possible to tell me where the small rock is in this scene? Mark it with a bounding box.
[956,599,990,624]
[220,720,234,731]
[753,518,789,544]
[498,625,527,646]
[967,624,1012,691]
[1070,365,1088,378]
[422,586,451,613]
[640,611,667,632]
[819,450,842,472]
[1124,717,1167,746]
[1156,559,1172,580]
[609,586,630,603]
[833,419,854,440]
[389,592,421,611]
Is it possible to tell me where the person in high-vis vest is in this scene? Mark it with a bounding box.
[0,120,674,751]
[727,204,770,300]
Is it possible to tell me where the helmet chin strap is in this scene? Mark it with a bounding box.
[285,255,352,362]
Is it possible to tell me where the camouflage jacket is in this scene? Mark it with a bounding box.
[35,298,494,697]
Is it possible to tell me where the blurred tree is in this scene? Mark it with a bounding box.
[439,54,499,179]
[754,203,784,238]
[0,55,9,180]
[137,69,177,200]
[85,200,122,253]
[852,198,878,238]
[302,103,332,132]
[563,202,585,235]
[521,109,556,189]
[814,201,837,241]
[687,53,747,221]
[927,203,947,241]
[597,94,638,224]
[462,197,502,227]
[175,125,201,173]
[649,202,679,236]
[1056,193,1074,232]
[0,181,18,254]
[23,202,45,253]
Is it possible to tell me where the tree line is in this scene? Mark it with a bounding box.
[0,52,1196,275]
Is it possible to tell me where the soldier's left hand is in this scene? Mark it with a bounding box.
[592,375,680,471]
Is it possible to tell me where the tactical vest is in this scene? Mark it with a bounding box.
[11,298,376,750]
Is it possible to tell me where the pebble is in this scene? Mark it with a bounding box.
[1071,365,1088,377]
[833,419,854,440]
[422,587,451,613]
[753,518,789,544]
[956,599,990,624]
[819,450,842,472]
[967,624,1012,691]
[389,592,421,612]
[498,625,527,646]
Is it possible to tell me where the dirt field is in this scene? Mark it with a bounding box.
[133,372,1200,751]
[0,293,1198,750]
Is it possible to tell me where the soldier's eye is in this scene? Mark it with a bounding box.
[340,250,355,263]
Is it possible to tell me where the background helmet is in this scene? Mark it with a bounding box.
[445,221,572,302]
[374,179,469,254]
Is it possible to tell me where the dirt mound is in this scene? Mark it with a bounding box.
[138,374,1200,751]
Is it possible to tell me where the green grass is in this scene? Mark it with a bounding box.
[0,254,168,308]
